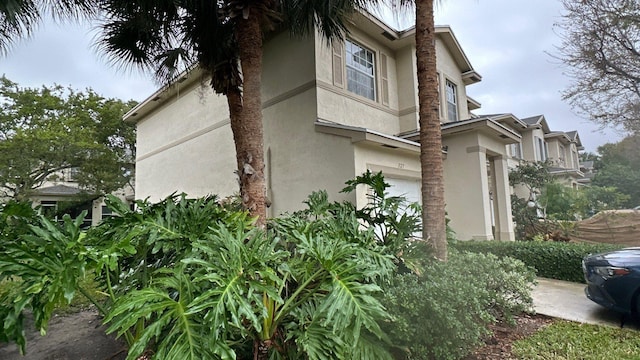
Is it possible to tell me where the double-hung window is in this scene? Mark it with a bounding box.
[510,143,523,159]
[345,40,376,101]
[535,137,548,162]
[445,80,458,121]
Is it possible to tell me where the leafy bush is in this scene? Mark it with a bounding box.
[451,240,623,283]
[381,251,535,360]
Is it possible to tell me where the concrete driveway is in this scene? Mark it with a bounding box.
[532,277,640,329]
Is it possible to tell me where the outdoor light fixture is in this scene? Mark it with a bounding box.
[526,193,536,208]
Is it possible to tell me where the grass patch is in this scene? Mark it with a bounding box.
[513,320,640,359]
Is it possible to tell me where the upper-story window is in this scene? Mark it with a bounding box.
[535,136,548,162]
[64,167,80,182]
[510,143,523,159]
[345,40,376,101]
[445,80,458,121]
[559,144,566,166]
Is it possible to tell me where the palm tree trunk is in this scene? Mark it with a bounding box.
[415,0,447,261]
[234,10,267,227]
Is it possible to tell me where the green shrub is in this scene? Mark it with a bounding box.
[381,251,535,360]
[450,240,623,283]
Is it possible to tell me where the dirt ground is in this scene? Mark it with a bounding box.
[0,310,126,360]
[464,314,554,360]
[0,310,552,360]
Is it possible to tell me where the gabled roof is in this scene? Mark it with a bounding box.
[521,115,551,133]
[566,130,584,149]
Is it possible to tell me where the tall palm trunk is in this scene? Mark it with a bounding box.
[415,0,447,261]
[234,11,267,227]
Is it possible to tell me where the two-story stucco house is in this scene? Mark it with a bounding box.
[125,11,522,241]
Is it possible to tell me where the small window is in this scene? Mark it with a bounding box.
[445,80,458,121]
[40,201,58,219]
[345,40,376,101]
[101,205,114,220]
[64,167,80,182]
[559,145,566,165]
[510,143,523,159]
[535,137,548,162]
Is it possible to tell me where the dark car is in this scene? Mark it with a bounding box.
[583,248,640,316]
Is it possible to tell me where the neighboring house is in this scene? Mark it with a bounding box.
[484,113,587,205]
[126,11,526,241]
[30,168,133,227]
[578,160,595,185]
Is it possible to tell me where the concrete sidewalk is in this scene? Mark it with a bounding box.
[532,277,639,329]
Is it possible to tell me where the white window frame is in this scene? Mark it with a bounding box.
[345,39,378,101]
[510,143,523,159]
[445,79,458,121]
[559,144,566,165]
[535,137,548,162]
[345,39,376,101]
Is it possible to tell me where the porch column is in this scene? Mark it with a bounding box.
[492,156,515,241]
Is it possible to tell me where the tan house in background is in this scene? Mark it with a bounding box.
[126,11,530,241]
[29,168,134,227]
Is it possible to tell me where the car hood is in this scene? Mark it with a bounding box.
[587,247,640,266]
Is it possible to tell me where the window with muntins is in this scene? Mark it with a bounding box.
[445,80,458,121]
[346,40,376,100]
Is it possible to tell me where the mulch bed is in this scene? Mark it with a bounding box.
[464,313,554,360]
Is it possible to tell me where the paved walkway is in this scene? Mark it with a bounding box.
[533,277,639,329]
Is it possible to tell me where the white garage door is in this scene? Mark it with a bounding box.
[386,177,421,204]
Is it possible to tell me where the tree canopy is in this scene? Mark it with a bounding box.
[558,0,640,132]
[0,76,136,201]
[586,134,640,208]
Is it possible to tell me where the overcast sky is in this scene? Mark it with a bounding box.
[0,1,624,152]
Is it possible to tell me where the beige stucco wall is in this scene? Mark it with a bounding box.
[442,131,514,241]
[396,47,419,133]
[263,89,357,216]
[435,39,471,123]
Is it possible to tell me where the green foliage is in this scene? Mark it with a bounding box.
[541,182,579,221]
[510,194,540,240]
[0,212,94,354]
[0,200,39,242]
[575,185,630,218]
[381,251,535,360]
[0,76,136,200]
[591,134,640,208]
[593,164,640,209]
[513,320,640,359]
[509,161,552,191]
[1,172,422,359]
[451,240,623,283]
[304,170,429,273]
[91,193,395,360]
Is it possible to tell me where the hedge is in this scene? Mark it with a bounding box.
[450,240,624,283]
